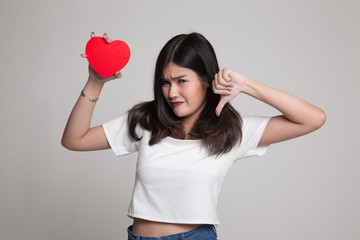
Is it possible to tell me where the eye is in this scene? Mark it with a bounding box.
[178,79,186,83]
[161,80,170,86]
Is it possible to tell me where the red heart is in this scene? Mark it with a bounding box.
[85,37,131,78]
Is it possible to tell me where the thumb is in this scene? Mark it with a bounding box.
[215,97,229,116]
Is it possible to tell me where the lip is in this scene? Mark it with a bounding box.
[171,101,184,106]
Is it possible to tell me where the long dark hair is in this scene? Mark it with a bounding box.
[128,32,242,156]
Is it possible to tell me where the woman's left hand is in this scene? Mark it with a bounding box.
[213,68,326,147]
[212,68,249,116]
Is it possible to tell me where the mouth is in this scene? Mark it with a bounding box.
[171,101,184,106]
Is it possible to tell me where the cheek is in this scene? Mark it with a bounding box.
[197,93,206,104]
[196,86,208,101]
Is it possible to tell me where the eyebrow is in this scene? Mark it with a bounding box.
[162,74,187,80]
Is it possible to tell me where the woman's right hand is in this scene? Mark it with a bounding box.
[80,32,123,83]
[61,32,123,151]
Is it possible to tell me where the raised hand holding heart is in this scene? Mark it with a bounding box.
[81,32,130,80]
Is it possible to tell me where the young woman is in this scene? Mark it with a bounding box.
[62,32,326,240]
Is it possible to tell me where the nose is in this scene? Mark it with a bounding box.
[168,84,179,99]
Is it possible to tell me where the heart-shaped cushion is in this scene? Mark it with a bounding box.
[85,37,131,78]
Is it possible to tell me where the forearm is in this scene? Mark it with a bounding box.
[61,77,104,148]
[242,77,326,128]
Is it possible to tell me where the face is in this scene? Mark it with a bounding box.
[161,62,208,127]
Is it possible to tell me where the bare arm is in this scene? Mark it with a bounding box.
[61,33,122,151]
[212,68,326,146]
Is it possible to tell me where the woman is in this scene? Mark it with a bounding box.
[62,32,326,240]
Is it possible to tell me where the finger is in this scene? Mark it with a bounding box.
[106,71,122,81]
[103,33,112,43]
[222,68,232,82]
[115,71,122,78]
[90,32,96,38]
[80,53,87,58]
[212,80,232,95]
[217,71,232,87]
[214,78,232,91]
[215,98,228,116]
[213,75,228,91]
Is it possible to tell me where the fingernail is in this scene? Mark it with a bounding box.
[228,87,233,91]
[227,91,231,95]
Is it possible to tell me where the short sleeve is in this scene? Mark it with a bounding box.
[232,116,271,163]
[102,114,142,156]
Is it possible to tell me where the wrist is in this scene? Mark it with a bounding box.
[87,75,105,86]
[80,77,104,102]
[241,76,256,95]
[80,89,99,102]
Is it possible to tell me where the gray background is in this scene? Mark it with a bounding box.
[0,0,359,239]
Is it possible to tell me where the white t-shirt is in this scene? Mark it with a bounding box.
[102,114,270,225]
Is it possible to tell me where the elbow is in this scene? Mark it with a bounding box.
[316,109,326,129]
[310,109,326,131]
[61,137,77,151]
[61,138,71,150]
[319,110,327,127]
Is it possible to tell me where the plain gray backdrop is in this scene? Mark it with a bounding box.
[0,0,359,239]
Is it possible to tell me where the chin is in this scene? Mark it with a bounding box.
[173,112,185,118]
[172,110,188,118]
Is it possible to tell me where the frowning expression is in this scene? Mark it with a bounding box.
[161,62,208,125]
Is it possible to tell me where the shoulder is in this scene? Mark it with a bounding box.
[241,116,271,144]
[229,116,271,161]
[102,112,130,133]
[242,116,271,130]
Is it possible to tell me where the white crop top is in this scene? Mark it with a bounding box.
[102,114,270,225]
